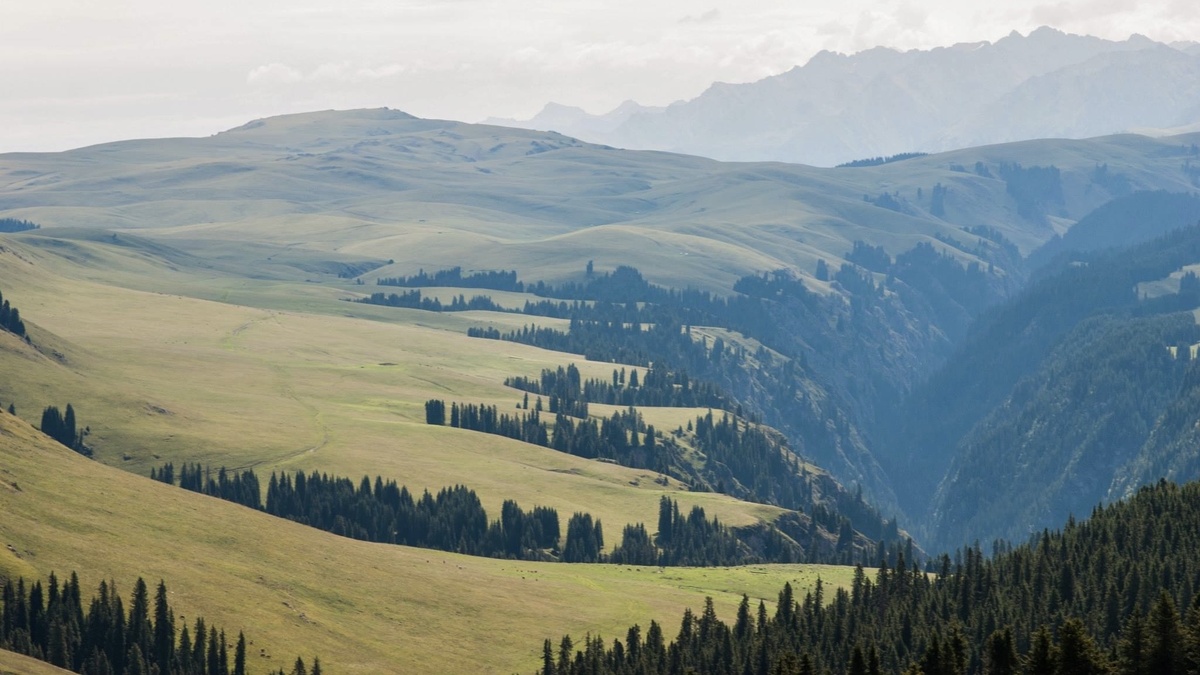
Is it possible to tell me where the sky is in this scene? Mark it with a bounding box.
[1,0,1198,152]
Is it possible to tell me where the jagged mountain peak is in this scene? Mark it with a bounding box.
[494,28,1200,166]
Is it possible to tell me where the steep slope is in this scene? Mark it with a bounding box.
[1029,190,1200,268]
[930,313,1198,548]
[499,28,1200,166]
[895,224,1200,549]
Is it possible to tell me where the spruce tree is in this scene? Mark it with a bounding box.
[127,578,151,660]
[1117,612,1150,675]
[235,632,247,675]
[542,638,556,675]
[1055,618,1108,675]
[984,626,1018,675]
[152,580,174,674]
[1025,626,1055,675]
[207,626,220,675]
[1147,591,1186,674]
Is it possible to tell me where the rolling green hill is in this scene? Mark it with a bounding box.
[0,399,857,674]
[3,110,1197,294]
[7,111,1199,518]
[4,112,1200,662]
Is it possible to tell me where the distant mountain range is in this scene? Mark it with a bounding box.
[487,27,1200,167]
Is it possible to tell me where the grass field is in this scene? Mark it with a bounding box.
[0,650,73,675]
[0,206,863,673]
[0,235,794,536]
[4,111,1197,301]
[4,115,1198,673]
[0,412,856,674]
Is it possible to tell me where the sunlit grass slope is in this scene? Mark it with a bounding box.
[0,650,73,675]
[0,412,856,674]
[0,235,787,538]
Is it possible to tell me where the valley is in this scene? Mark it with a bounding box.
[3,109,1200,672]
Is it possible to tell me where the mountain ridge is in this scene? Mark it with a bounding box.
[490,27,1200,166]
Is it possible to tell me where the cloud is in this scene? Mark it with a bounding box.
[679,9,721,25]
[246,63,303,85]
[247,61,413,86]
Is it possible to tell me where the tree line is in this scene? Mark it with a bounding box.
[149,463,572,562]
[0,573,315,675]
[151,462,262,511]
[376,266,523,291]
[375,260,979,557]
[148,458,827,567]
[0,217,39,233]
[504,363,734,414]
[40,403,91,457]
[537,478,1200,675]
[0,287,28,339]
[611,497,799,567]
[353,289,506,313]
[265,472,563,560]
[427,393,893,564]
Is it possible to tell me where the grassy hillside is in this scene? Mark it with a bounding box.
[3,114,1198,655]
[0,236,790,537]
[0,410,855,674]
[0,650,73,675]
[2,110,1197,297]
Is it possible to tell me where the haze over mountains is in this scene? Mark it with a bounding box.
[8,24,1200,669]
[489,27,1200,167]
[5,108,1200,554]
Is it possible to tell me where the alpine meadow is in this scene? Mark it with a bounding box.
[4,22,1200,675]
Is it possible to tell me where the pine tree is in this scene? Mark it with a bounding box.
[207,626,220,675]
[125,643,148,675]
[1147,591,1186,674]
[984,627,1018,675]
[235,632,247,675]
[192,617,207,671]
[153,580,174,674]
[542,638,556,675]
[1117,611,1149,675]
[1056,618,1108,675]
[127,578,151,660]
[1024,627,1055,675]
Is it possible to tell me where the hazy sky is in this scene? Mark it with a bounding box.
[2,0,1197,152]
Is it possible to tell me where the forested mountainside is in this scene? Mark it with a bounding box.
[1028,191,1200,269]
[539,478,1200,675]
[888,222,1200,550]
